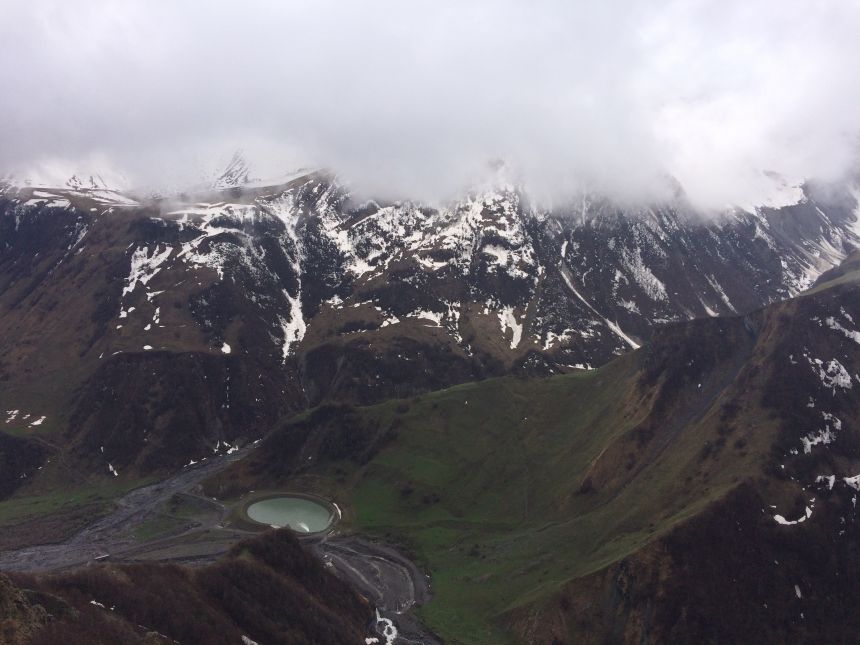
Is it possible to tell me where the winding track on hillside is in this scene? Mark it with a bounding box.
[0,449,249,572]
[0,448,435,643]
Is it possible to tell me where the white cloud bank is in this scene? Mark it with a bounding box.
[1,0,859,209]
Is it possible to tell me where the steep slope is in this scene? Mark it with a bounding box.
[206,269,860,643]
[1,529,372,644]
[0,193,300,482]
[521,274,860,643]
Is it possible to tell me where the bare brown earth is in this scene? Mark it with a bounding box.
[2,530,374,644]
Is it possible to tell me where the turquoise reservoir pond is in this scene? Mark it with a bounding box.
[246,496,335,533]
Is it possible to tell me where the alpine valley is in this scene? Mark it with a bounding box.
[1,160,860,643]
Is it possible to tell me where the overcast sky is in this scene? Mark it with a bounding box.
[1,0,859,209]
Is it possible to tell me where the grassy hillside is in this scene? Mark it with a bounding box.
[207,270,860,642]
[208,309,777,642]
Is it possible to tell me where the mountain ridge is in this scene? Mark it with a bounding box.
[1,171,857,481]
[200,263,860,642]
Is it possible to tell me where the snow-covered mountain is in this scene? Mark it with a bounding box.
[0,166,858,473]
[32,168,852,368]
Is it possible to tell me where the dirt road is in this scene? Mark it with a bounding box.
[0,450,436,644]
[0,448,249,572]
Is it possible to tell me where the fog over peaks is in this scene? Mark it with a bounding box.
[2,0,859,210]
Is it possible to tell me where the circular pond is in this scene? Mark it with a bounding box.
[245,495,336,534]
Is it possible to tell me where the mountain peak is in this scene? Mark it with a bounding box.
[65,173,110,191]
[213,151,253,189]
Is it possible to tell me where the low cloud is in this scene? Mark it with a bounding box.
[2,0,859,209]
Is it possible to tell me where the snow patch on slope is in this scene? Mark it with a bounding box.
[498,306,523,349]
[123,245,172,297]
